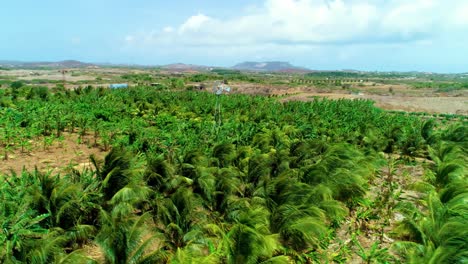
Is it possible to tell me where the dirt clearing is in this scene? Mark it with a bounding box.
[0,133,106,176]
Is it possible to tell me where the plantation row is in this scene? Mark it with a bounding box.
[392,140,467,263]
[0,85,436,157]
[0,85,466,263]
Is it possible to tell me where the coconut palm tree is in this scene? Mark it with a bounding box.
[91,148,135,202]
[225,205,282,264]
[300,143,370,204]
[394,184,468,263]
[96,211,167,264]
[212,143,236,168]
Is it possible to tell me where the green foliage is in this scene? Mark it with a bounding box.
[393,138,467,263]
[306,71,365,78]
[10,81,24,89]
[170,78,185,89]
[189,74,213,82]
[211,69,241,75]
[0,85,465,263]
[121,73,153,83]
[410,81,468,92]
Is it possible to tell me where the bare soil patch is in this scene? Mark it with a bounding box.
[0,133,106,176]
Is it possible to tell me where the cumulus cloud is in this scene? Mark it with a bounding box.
[179,14,211,33]
[452,2,468,26]
[125,0,467,49]
[115,0,468,72]
[163,26,174,33]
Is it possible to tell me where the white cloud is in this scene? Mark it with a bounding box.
[380,0,440,37]
[124,0,468,51]
[179,14,211,33]
[163,26,174,33]
[452,2,468,25]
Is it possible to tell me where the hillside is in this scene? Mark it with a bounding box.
[232,61,310,72]
[160,63,212,72]
[0,60,96,69]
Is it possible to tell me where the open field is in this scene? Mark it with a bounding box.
[0,68,467,263]
[281,93,468,115]
[230,82,467,115]
[2,67,466,115]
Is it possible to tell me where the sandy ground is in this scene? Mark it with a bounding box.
[1,69,97,82]
[3,68,466,115]
[0,133,106,176]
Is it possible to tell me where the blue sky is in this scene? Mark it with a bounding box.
[2,0,468,72]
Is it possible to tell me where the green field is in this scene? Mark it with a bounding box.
[0,84,467,263]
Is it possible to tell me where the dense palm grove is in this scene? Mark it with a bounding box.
[0,86,466,263]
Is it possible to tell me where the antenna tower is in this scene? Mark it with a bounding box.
[212,81,231,130]
[60,69,69,87]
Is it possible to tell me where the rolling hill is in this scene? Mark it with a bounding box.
[232,61,310,72]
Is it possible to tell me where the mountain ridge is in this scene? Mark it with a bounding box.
[231,61,310,72]
[0,60,96,68]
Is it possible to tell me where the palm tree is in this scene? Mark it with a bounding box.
[96,211,167,264]
[168,247,221,264]
[0,207,51,262]
[440,124,467,151]
[212,143,236,168]
[214,167,244,214]
[265,179,332,252]
[225,205,282,264]
[91,148,136,202]
[170,187,208,232]
[394,189,468,263]
[54,249,97,264]
[300,143,369,204]
[90,148,152,219]
[427,142,466,187]
[144,154,176,193]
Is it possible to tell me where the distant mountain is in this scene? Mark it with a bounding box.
[52,60,95,68]
[160,63,212,72]
[1,59,312,72]
[0,60,96,69]
[232,61,310,72]
[0,60,215,71]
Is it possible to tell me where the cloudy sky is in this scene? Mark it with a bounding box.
[2,0,468,72]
